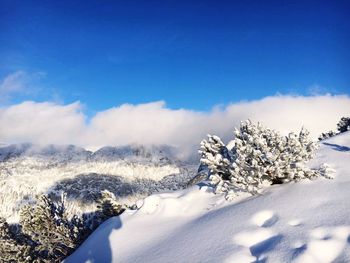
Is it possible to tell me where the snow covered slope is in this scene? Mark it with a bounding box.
[67,132,350,263]
[0,144,197,222]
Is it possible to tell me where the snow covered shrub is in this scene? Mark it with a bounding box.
[200,120,321,198]
[75,190,127,234]
[97,190,126,219]
[318,131,336,141]
[19,194,86,262]
[318,117,350,141]
[337,117,350,133]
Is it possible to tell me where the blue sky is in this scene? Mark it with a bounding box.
[0,0,349,111]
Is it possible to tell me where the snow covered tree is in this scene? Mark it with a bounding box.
[97,190,125,219]
[0,190,127,262]
[199,120,322,198]
[337,117,350,133]
[19,194,85,262]
[0,217,35,262]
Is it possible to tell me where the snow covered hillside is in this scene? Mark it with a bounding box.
[0,144,197,222]
[67,132,350,263]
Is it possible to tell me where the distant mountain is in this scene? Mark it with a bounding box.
[0,143,32,161]
[0,143,88,162]
[91,145,178,164]
[0,143,180,164]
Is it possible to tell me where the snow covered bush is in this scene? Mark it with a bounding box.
[318,130,337,141]
[199,120,323,198]
[97,190,126,219]
[337,117,350,133]
[318,116,350,141]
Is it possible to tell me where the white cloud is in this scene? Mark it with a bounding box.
[0,94,349,158]
[0,101,86,145]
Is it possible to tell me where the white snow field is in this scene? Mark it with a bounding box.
[67,132,350,263]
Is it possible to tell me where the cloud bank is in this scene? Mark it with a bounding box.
[0,95,349,158]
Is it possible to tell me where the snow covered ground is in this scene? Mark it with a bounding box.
[67,132,350,263]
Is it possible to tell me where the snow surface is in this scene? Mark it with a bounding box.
[67,132,350,263]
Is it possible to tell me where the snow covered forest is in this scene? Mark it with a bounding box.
[0,144,197,223]
[0,117,349,262]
